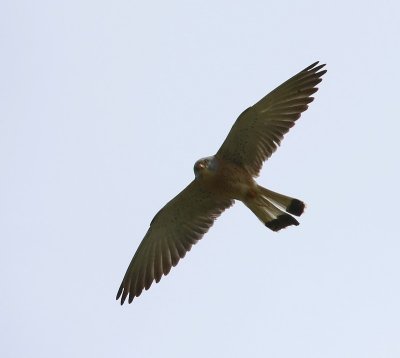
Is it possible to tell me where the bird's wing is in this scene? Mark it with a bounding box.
[216,62,326,177]
[116,180,234,304]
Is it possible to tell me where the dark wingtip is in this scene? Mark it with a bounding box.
[265,214,299,232]
[116,285,123,300]
[287,199,305,217]
[303,61,327,75]
[304,61,319,71]
[116,286,129,305]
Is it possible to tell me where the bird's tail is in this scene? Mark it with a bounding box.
[244,185,305,232]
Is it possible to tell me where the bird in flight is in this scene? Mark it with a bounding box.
[116,62,326,304]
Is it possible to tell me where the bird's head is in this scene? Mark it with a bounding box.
[194,156,216,179]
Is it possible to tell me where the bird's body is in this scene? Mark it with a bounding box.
[117,62,327,304]
[194,155,255,201]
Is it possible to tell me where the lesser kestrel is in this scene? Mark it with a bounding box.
[117,62,326,304]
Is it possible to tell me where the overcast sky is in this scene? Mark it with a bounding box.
[1,1,400,357]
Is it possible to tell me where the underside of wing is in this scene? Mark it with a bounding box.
[116,180,234,304]
[216,62,326,177]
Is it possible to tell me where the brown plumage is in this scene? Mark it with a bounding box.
[117,62,326,304]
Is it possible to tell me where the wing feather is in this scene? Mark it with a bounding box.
[216,62,326,176]
[162,239,172,275]
[144,245,155,290]
[168,240,180,267]
[116,180,233,304]
[154,243,163,284]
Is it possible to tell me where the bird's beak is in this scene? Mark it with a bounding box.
[195,162,206,172]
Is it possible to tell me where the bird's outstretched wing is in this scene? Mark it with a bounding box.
[216,62,326,177]
[116,180,234,304]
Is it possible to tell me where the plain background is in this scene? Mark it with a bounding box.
[1,1,399,357]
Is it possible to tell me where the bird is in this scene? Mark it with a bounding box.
[116,61,326,304]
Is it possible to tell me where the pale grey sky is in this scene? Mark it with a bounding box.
[1,1,399,357]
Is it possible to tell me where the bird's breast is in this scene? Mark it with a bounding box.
[198,160,255,201]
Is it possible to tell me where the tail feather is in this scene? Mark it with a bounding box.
[244,185,305,232]
[258,187,305,217]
